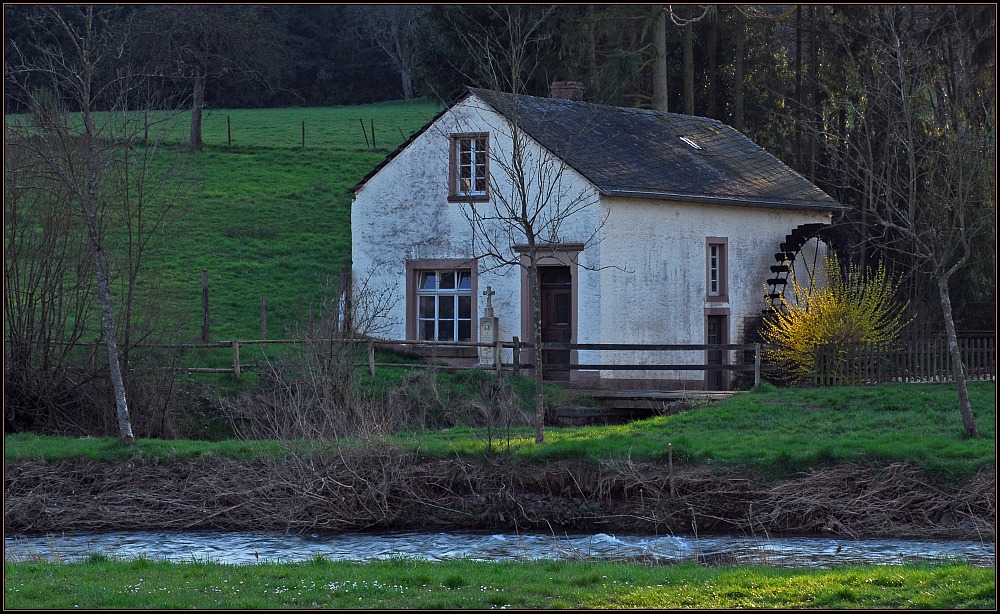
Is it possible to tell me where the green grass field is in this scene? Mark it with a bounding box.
[110,101,443,343]
[7,381,994,482]
[4,557,994,609]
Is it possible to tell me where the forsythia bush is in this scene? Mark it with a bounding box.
[761,255,910,385]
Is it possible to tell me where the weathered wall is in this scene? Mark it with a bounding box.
[351,94,603,351]
[353,93,837,388]
[597,198,832,384]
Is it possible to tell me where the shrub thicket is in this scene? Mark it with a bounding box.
[761,255,911,385]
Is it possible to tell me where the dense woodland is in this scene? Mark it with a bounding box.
[3,4,995,439]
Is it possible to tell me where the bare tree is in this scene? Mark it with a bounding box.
[221,268,400,441]
[354,5,426,100]
[4,133,100,432]
[444,6,609,443]
[131,5,285,151]
[829,5,994,437]
[5,5,185,442]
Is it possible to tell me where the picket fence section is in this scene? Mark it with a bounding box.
[810,337,996,386]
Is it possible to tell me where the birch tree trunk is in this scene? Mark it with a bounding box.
[936,274,978,438]
[83,199,136,444]
[77,7,135,444]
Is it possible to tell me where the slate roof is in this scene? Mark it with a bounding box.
[471,88,845,212]
[353,88,845,212]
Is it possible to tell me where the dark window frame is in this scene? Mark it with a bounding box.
[448,132,490,202]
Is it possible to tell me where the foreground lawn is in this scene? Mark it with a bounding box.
[6,382,993,482]
[4,557,994,609]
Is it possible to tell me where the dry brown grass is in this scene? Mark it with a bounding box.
[5,452,993,540]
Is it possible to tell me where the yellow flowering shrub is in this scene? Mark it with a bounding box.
[761,255,911,385]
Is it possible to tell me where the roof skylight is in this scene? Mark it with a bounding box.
[679,136,702,150]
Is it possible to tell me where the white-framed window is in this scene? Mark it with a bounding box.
[449,133,489,201]
[709,244,721,296]
[416,269,473,341]
[706,237,728,301]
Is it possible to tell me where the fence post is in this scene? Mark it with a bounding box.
[340,263,353,336]
[359,118,370,148]
[513,337,521,377]
[261,297,267,341]
[232,340,241,379]
[201,270,210,342]
[495,338,503,375]
[368,342,375,376]
[991,337,996,381]
[754,343,761,387]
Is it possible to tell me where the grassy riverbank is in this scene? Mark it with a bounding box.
[6,382,994,482]
[4,557,994,609]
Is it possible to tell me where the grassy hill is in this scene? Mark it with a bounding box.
[140,100,442,342]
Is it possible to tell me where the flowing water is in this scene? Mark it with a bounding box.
[5,530,994,568]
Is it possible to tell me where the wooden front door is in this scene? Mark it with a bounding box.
[540,266,572,381]
[706,315,728,390]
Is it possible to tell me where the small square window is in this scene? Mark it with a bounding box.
[449,133,489,202]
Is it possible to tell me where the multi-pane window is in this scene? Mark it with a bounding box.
[708,244,721,296]
[449,133,488,200]
[417,270,473,341]
[706,238,727,301]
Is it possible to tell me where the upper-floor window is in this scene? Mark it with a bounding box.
[706,237,728,301]
[448,133,489,202]
[417,269,473,341]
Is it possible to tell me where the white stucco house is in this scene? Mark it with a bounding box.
[351,85,847,390]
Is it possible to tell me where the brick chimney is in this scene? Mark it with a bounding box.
[549,80,585,101]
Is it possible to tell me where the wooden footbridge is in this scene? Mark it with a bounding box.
[551,388,737,426]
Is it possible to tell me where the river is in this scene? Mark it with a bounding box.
[5,530,994,569]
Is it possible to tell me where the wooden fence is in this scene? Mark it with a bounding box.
[140,338,775,386]
[94,335,996,387]
[810,337,996,386]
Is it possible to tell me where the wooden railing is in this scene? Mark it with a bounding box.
[103,336,995,387]
[130,337,774,385]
